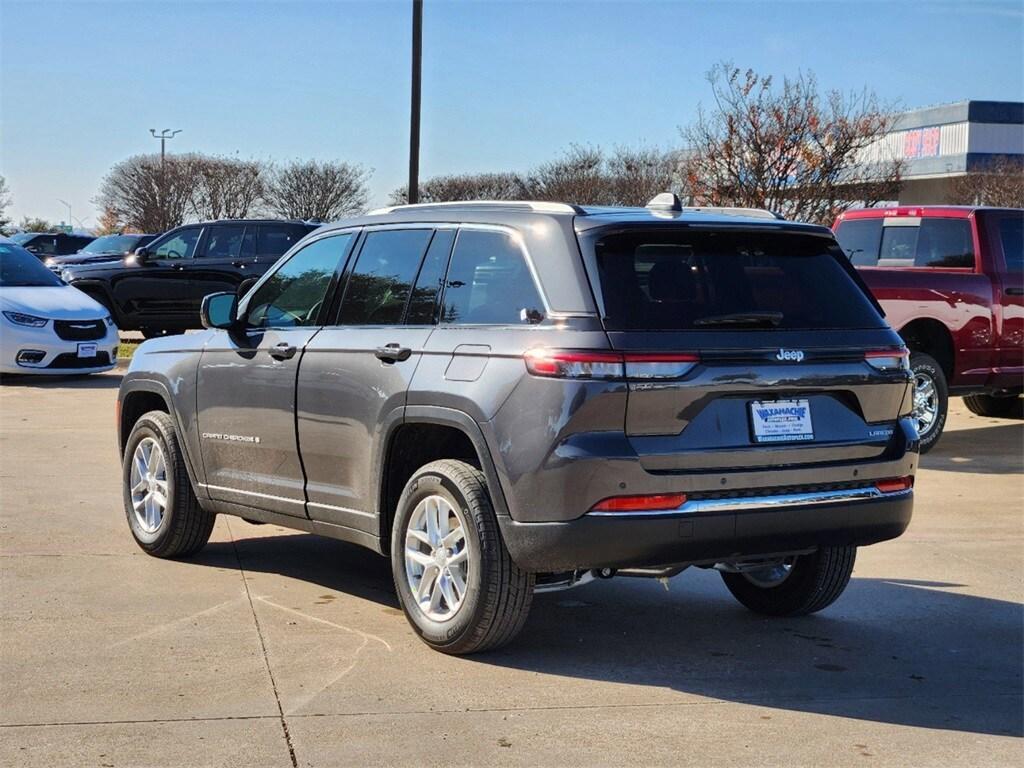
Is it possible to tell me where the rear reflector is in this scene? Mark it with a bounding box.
[590,493,688,512]
[865,348,910,372]
[875,476,914,494]
[524,349,698,381]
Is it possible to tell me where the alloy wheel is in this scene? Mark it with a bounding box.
[130,437,169,534]
[741,560,794,588]
[404,494,470,621]
[912,370,939,436]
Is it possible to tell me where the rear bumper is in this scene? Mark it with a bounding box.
[498,489,913,572]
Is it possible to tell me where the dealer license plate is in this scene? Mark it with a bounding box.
[750,399,813,443]
[77,342,98,358]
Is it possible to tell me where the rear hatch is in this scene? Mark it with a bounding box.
[580,224,912,472]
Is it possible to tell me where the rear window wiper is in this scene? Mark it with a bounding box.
[693,311,783,327]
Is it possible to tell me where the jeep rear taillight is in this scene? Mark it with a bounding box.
[865,348,910,372]
[524,349,698,381]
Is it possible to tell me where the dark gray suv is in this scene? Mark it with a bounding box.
[117,197,918,654]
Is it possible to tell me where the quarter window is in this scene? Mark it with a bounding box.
[153,227,202,260]
[338,229,433,325]
[440,230,544,325]
[245,234,351,328]
[997,214,1023,272]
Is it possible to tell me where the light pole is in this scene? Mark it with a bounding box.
[58,199,72,231]
[149,128,182,169]
[408,0,423,204]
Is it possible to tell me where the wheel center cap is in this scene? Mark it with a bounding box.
[433,549,446,566]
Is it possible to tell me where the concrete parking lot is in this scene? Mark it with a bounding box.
[1,369,1021,767]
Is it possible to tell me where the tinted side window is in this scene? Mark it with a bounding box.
[835,219,882,266]
[997,213,1024,272]
[240,226,256,258]
[26,236,58,255]
[406,229,455,325]
[257,224,305,258]
[914,218,975,268]
[440,230,544,325]
[204,225,246,259]
[153,227,202,260]
[339,229,433,325]
[878,225,918,267]
[246,234,351,328]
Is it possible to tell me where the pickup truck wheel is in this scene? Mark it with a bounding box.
[123,410,215,558]
[391,460,534,654]
[909,352,947,453]
[721,546,856,616]
[963,393,1024,419]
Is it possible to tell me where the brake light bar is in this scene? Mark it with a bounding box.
[524,349,699,381]
[874,476,914,494]
[591,493,688,513]
[865,348,910,372]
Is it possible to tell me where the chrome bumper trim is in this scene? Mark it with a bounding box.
[588,486,912,517]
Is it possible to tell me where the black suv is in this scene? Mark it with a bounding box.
[62,219,316,336]
[11,232,95,259]
[117,198,917,654]
[45,233,157,272]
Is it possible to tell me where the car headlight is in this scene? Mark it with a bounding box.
[2,311,49,328]
[44,257,56,267]
[61,270,74,283]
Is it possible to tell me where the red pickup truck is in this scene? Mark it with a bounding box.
[833,206,1023,452]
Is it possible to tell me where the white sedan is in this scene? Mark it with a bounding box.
[1,238,119,375]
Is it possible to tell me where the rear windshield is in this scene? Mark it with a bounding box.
[592,229,885,331]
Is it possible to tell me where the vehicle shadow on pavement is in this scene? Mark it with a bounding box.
[0,371,124,389]
[922,422,1024,475]
[198,533,1022,738]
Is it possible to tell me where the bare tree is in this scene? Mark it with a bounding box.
[390,172,527,205]
[605,146,681,206]
[0,175,11,232]
[95,153,200,232]
[680,64,903,224]
[191,156,266,220]
[263,160,369,221]
[951,156,1024,208]
[524,145,613,204]
[15,216,57,232]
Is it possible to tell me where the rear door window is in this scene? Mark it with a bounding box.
[591,229,884,331]
[835,218,882,266]
[440,229,545,325]
[914,218,975,268]
[203,224,246,259]
[338,229,433,325]
[257,224,306,258]
[406,229,456,325]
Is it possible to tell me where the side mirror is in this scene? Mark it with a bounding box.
[200,292,238,330]
[133,247,151,264]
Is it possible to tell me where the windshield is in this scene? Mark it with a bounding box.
[9,233,37,245]
[0,244,64,287]
[590,228,886,331]
[81,234,142,254]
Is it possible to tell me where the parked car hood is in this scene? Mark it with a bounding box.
[0,285,110,320]
[48,253,126,268]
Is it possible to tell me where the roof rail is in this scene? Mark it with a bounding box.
[367,200,586,215]
[645,192,784,220]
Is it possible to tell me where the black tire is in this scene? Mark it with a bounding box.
[122,410,215,558]
[963,393,1024,419]
[721,546,856,616]
[909,351,948,453]
[390,459,534,655]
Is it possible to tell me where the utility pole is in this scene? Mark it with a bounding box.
[149,128,182,169]
[408,0,423,204]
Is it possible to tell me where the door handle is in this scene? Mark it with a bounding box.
[1005,287,1024,296]
[231,261,245,268]
[269,342,297,361]
[374,343,412,363]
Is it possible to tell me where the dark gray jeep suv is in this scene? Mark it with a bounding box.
[117,197,918,654]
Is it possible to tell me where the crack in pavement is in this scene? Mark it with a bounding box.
[225,517,298,768]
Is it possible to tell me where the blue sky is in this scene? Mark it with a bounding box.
[2,0,1022,226]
